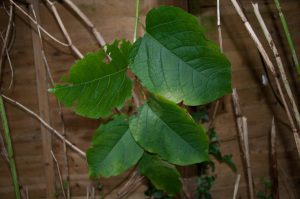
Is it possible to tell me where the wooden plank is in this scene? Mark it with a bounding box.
[30,1,55,198]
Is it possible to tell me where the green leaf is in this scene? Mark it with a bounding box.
[129,94,209,165]
[129,6,231,105]
[222,155,237,173]
[86,115,143,177]
[49,40,133,119]
[139,154,182,195]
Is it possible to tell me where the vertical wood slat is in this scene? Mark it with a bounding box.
[30,1,55,198]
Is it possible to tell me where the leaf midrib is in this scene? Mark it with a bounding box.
[53,68,127,91]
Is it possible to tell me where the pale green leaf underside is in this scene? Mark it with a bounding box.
[129,94,209,165]
[49,40,132,119]
[87,116,143,178]
[139,154,182,195]
[129,6,231,105]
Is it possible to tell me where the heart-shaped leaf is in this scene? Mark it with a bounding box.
[129,94,209,165]
[87,116,143,177]
[49,40,132,119]
[129,6,231,105]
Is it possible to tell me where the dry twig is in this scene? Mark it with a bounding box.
[61,0,106,47]
[51,150,67,199]
[44,0,83,59]
[230,0,300,157]
[2,94,86,158]
[270,118,278,199]
[232,89,254,199]
[10,0,69,47]
[0,2,14,80]
[233,174,241,199]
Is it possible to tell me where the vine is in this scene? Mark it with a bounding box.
[50,6,232,196]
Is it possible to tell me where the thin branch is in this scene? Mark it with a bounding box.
[133,0,140,42]
[230,0,300,157]
[0,96,21,199]
[0,2,14,83]
[44,0,83,59]
[61,0,106,46]
[273,0,300,75]
[9,0,69,47]
[232,89,254,199]
[232,174,241,199]
[1,94,86,158]
[270,117,278,199]
[252,2,300,137]
[208,0,223,129]
[0,32,14,92]
[51,150,67,199]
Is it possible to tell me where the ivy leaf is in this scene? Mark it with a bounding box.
[139,154,182,195]
[86,115,143,177]
[222,155,237,173]
[129,6,231,106]
[129,94,209,165]
[49,40,133,119]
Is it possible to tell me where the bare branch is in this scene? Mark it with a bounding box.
[232,174,241,199]
[0,2,14,84]
[51,150,67,199]
[230,0,300,157]
[252,2,300,132]
[61,0,106,46]
[44,0,83,59]
[270,117,279,199]
[10,0,69,47]
[1,94,86,158]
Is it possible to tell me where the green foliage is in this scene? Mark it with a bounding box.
[130,94,209,165]
[197,176,215,199]
[139,154,182,195]
[145,183,174,199]
[49,40,133,119]
[129,6,231,106]
[50,5,232,196]
[86,115,143,177]
[256,177,272,199]
[208,129,237,172]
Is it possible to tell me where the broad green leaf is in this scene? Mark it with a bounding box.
[86,115,143,177]
[129,94,209,165]
[129,6,231,105]
[139,154,182,195]
[49,40,133,119]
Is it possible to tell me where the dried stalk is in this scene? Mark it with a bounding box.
[230,0,300,157]
[44,0,83,59]
[208,0,224,129]
[51,150,67,199]
[232,89,254,199]
[0,32,14,92]
[270,118,278,199]
[233,174,241,199]
[242,117,254,199]
[252,2,300,137]
[0,96,21,199]
[9,0,69,47]
[2,94,86,158]
[61,0,106,46]
[133,0,140,42]
[273,0,300,75]
[30,4,70,197]
[0,2,14,82]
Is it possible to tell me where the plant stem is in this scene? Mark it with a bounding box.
[0,96,21,199]
[133,0,140,42]
[274,0,300,75]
